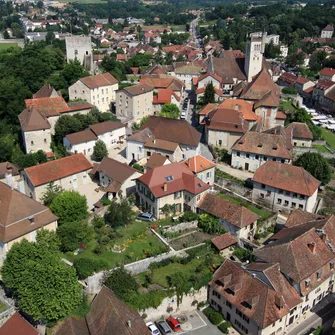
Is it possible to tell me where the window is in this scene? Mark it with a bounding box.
[74,49,78,55]
[261,184,266,189]
[285,191,290,196]
[263,156,267,161]
[237,152,240,157]
[217,140,222,146]
[31,141,34,145]
[236,309,243,318]
[213,290,220,298]
[102,98,104,103]
[281,159,285,163]
[260,193,265,199]
[206,171,211,178]
[102,89,104,94]
[293,193,298,198]
[305,279,310,288]
[256,155,259,159]
[277,198,282,204]
[226,301,232,308]
[44,138,47,143]
[272,158,276,161]
[292,202,296,208]
[278,189,283,194]
[147,152,151,157]
[317,270,322,280]
[139,184,143,193]
[299,204,304,209]
[284,200,289,206]
[165,176,174,182]
[246,153,250,158]
[174,191,181,199]
[88,148,91,152]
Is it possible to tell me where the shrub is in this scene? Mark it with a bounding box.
[73,257,109,279]
[282,86,298,95]
[91,216,105,229]
[218,322,232,334]
[203,306,224,325]
[133,163,144,172]
[181,211,198,222]
[197,301,207,310]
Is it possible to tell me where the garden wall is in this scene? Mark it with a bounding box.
[142,286,207,321]
[214,178,252,199]
[86,249,188,294]
[293,146,335,159]
[165,221,198,233]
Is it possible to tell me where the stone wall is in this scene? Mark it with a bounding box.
[214,177,252,199]
[165,221,198,233]
[293,146,335,159]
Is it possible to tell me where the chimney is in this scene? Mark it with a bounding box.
[275,296,284,310]
[163,183,167,192]
[308,242,316,254]
[127,320,131,328]
[153,139,156,144]
[187,158,190,167]
[28,215,35,225]
[235,104,239,111]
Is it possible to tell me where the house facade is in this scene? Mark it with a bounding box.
[286,122,313,147]
[136,163,211,218]
[252,161,320,213]
[0,182,58,265]
[21,154,92,201]
[116,84,154,124]
[69,73,119,112]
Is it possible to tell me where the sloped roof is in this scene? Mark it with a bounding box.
[0,162,19,179]
[197,103,217,116]
[144,138,179,152]
[33,84,58,99]
[180,155,215,173]
[97,157,140,183]
[140,75,184,91]
[127,128,153,143]
[54,317,90,335]
[320,67,335,77]
[80,73,118,88]
[24,153,92,186]
[152,88,181,104]
[253,161,320,195]
[123,84,153,96]
[18,106,51,132]
[25,96,70,117]
[232,130,292,159]
[284,209,325,228]
[198,193,259,228]
[141,116,201,147]
[0,312,38,335]
[89,121,125,135]
[239,68,280,107]
[219,99,257,121]
[146,153,170,169]
[0,183,58,243]
[286,122,313,140]
[198,72,222,83]
[65,129,97,145]
[138,162,210,198]
[211,233,237,250]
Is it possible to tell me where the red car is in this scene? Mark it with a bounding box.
[166,317,181,332]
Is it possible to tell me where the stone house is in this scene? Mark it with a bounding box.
[69,73,119,112]
[180,155,216,185]
[211,233,238,256]
[21,153,92,201]
[252,161,320,213]
[321,24,334,38]
[198,193,260,243]
[136,162,211,219]
[197,103,217,124]
[231,127,293,172]
[116,84,154,124]
[286,122,313,147]
[90,157,141,200]
[145,153,171,172]
[320,67,335,81]
[139,75,184,97]
[144,138,183,162]
[312,79,335,107]
[0,162,20,187]
[152,88,181,113]
[18,96,93,154]
[65,36,93,72]
[173,63,203,90]
[63,129,98,156]
[126,116,201,161]
[0,182,58,265]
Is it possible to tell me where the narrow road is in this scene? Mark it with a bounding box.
[216,163,254,180]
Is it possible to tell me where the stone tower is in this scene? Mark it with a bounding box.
[244,32,266,82]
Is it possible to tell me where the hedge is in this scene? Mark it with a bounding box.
[73,257,109,279]
[203,306,224,325]
[218,322,232,334]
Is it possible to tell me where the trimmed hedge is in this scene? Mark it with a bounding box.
[73,257,109,279]
[218,322,232,334]
[203,306,224,325]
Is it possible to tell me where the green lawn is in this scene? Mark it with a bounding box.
[199,19,217,27]
[312,144,330,153]
[0,300,8,313]
[217,193,272,220]
[170,25,186,31]
[0,43,18,50]
[126,74,140,81]
[65,220,168,269]
[320,128,335,151]
[279,99,297,112]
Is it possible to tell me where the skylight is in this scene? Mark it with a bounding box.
[165,176,174,182]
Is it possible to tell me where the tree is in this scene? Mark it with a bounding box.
[167,272,190,307]
[41,181,63,206]
[103,267,139,298]
[198,82,216,106]
[105,199,135,228]
[93,140,108,162]
[0,137,14,162]
[50,191,88,224]
[45,31,55,45]
[1,230,81,324]
[57,221,93,252]
[198,213,225,234]
[294,152,331,185]
[264,40,281,59]
[159,103,180,119]
[160,204,176,217]
[54,115,82,143]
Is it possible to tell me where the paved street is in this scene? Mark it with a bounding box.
[216,163,254,180]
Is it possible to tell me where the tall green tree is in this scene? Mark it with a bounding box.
[159,103,180,119]
[294,152,332,185]
[93,140,108,162]
[105,199,135,228]
[41,182,64,206]
[200,82,216,106]
[50,190,88,224]
[1,230,81,324]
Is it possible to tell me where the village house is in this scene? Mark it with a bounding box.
[320,67,335,81]
[55,286,151,335]
[18,96,93,154]
[321,24,334,38]
[211,233,238,256]
[0,162,20,187]
[140,74,184,97]
[63,129,97,156]
[231,126,293,172]
[68,73,119,112]
[21,154,92,202]
[277,72,315,94]
[0,182,58,265]
[195,72,223,102]
[145,153,171,172]
[90,157,141,200]
[286,122,313,147]
[152,88,181,113]
[312,79,335,109]
[143,138,183,162]
[252,161,320,213]
[173,61,204,90]
[0,312,39,334]
[116,84,154,124]
[198,193,259,243]
[197,103,218,124]
[126,116,201,161]
[136,162,211,219]
[180,155,216,185]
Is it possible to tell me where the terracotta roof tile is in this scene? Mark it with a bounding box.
[286,122,313,140]
[219,99,256,121]
[197,103,217,116]
[278,72,297,84]
[89,121,125,135]
[138,162,210,198]
[275,111,286,119]
[0,312,38,335]
[180,155,215,173]
[18,106,51,132]
[0,162,19,179]
[211,233,237,250]
[24,153,92,186]
[253,161,320,196]
[67,101,94,112]
[123,83,153,96]
[146,153,170,169]
[315,79,335,90]
[65,129,97,145]
[320,67,335,77]
[198,72,222,83]
[199,193,259,228]
[152,88,180,104]
[140,75,184,91]
[25,96,70,117]
[127,128,153,143]
[55,317,90,335]
[144,138,179,152]
[33,84,58,99]
[285,209,325,228]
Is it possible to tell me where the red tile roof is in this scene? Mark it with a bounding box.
[211,233,237,250]
[284,209,325,228]
[123,84,153,96]
[199,193,259,228]
[315,79,335,90]
[140,75,184,91]
[152,88,180,104]
[80,72,118,89]
[276,111,286,119]
[24,153,92,186]
[65,129,97,145]
[180,155,215,173]
[198,72,222,83]
[89,121,125,135]
[286,122,313,140]
[279,72,297,84]
[219,99,257,121]
[197,103,217,116]
[138,162,210,198]
[146,153,170,169]
[296,76,310,85]
[0,312,38,335]
[25,96,70,117]
[117,54,126,61]
[320,67,335,77]
[18,106,51,132]
[253,161,320,196]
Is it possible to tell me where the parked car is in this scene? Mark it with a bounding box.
[146,322,160,335]
[156,320,171,334]
[180,111,186,119]
[136,212,155,222]
[166,317,181,332]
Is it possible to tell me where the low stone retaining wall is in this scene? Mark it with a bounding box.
[165,221,198,233]
[215,177,252,199]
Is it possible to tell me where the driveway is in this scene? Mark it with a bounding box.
[76,181,104,211]
[200,143,213,161]
[216,163,254,181]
